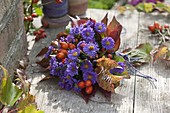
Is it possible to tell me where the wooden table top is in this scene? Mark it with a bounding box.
[27,9,170,113]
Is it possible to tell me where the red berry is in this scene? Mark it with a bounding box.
[39,28,45,33]
[164,24,169,29]
[36,31,41,35]
[24,17,28,21]
[108,54,112,59]
[33,0,39,4]
[158,26,162,32]
[148,25,155,33]
[154,21,160,29]
[56,52,65,60]
[61,58,66,64]
[101,48,105,52]
[60,49,68,55]
[55,0,63,4]
[68,43,76,49]
[85,86,93,94]
[33,31,38,36]
[27,16,33,22]
[31,13,38,18]
[35,36,40,42]
[78,81,85,89]
[107,50,112,53]
[60,42,69,49]
[85,80,92,87]
[41,32,47,38]
[80,43,86,48]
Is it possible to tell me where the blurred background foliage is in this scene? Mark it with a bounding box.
[88,0,120,9]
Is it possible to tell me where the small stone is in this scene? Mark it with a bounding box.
[31,63,37,67]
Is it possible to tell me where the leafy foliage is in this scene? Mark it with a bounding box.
[122,43,153,66]
[0,65,44,113]
[88,0,118,9]
[0,66,23,106]
[118,2,170,14]
[18,104,44,113]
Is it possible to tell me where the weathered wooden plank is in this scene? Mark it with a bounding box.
[134,12,170,113]
[27,9,140,113]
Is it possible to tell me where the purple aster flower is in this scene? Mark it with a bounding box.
[128,0,142,6]
[72,79,81,92]
[45,46,53,58]
[63,72,75,84]
[80,60,93,72]
[85,20,95,27]
[68,48,80,60]
[50,59,65,76]
[83,42,99,57]
[77,41,86,50]
[94,22,106,33]
[66,62,78,76]
[83,71,98,84]
[66,35,75,43]
[70,26,80,35]
[102,37,115,50]
[81,26,95,41]
[60,36,65,42]
[58,77,73,91]
[110,62,125,74]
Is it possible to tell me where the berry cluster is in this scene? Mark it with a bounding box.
[148,21,169,33]
[78,80,93,94]
[24,13,38,22]
[33,28,47,41]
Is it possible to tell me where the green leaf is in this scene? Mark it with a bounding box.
[144,3,154,13]
[135,43,153,55]
[113,54,125,62]
[153,46,168,62]
[0,66,23,106]
[35,8,43,16]
[125,43,153,66]
[18,104,44,113]
[155,2,166,11]
[136,3,145,11]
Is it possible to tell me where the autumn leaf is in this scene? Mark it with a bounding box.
[123,43,153,66]
[80,85,96,103]
[144,3,154,13]
[39,75,59,83]
[17,94,35,110]
[36,47,48,57]
[18,104,44,113]
[101,13,108,26]
[0,65,23,106]
[106,16,122,52]
[36,58,50,68]
[153,46,168,62]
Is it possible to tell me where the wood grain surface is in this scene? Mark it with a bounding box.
[26,9,170,113]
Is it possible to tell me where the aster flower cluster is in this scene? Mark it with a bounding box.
[43,15,130,99]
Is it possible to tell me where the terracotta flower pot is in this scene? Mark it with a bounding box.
[68,0,88,16]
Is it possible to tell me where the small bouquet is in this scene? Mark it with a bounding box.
[37,14,131,102]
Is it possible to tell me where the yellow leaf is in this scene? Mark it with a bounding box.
[153,46,168,62]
